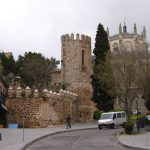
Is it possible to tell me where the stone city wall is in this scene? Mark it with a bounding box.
[6,86,94,128]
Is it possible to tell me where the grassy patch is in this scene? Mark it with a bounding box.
[131,114,145,121]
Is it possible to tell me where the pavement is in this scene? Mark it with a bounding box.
[118,125,150,150]
[0,122,150,150]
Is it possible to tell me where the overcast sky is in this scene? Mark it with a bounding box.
[0,0,150,60]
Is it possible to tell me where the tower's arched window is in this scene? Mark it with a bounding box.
[82,50,85,65]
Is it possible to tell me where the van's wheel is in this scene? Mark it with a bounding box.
[122,122,125,128]
[111,123,114,129]
[98,125,102,130]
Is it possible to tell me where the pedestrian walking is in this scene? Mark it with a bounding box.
[66,114,72,129]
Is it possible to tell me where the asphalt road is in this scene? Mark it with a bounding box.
[26,128,129,150]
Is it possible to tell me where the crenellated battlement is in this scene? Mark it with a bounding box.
[61,33,91,42]
[44,89,78,100]
[8,86,78,100]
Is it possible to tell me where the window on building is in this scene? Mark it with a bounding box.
[82,50,85,65]
[80,50,86,72]
[113,43,119,52]
[114,47,119,52]
[125,41,132,51]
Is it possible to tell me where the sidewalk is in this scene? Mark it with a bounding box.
[0,122,97,150]
[118,126,150,150]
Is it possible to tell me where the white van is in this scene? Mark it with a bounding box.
[98,111,126,129]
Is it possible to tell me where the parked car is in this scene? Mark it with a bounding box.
[132,110,141,115]
[98,111,126,129]
[145,115,150,121]
[137,116,149,128]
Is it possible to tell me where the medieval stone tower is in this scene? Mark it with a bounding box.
[61,33,92,88]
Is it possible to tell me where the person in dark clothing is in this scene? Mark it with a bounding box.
[66,114,72,129]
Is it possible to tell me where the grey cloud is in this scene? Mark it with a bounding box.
[0,0,150,60]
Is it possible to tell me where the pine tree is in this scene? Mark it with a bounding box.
[91,23,114,111]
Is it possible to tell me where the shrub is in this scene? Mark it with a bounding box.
[131,114,145,121]
[109,109,125,112]
[124,122,134,134]
[93,110,102,120]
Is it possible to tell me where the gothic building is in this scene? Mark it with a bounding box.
[108,23,148,112]
[109,23,147,52]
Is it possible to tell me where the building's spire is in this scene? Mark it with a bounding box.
[123,20,127,33]
[134,23,137,34]
[119,23,122,34]
[143,26,146,38]
[107,27,109,36]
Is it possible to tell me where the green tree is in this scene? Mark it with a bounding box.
[0,52,16,76]
[0,52,18,85]
[17,52,59,90]
[91,23,115,111]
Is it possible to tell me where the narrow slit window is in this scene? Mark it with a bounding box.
[82,50,85,65]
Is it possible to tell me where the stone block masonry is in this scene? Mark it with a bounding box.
[6,86,94,128]
[61,33,92,88]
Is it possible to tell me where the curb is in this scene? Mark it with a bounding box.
[117,132,149,150]
[22,127,97,150]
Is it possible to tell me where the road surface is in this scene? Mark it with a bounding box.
[26,128,130,150]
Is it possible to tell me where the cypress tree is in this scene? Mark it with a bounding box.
[93,24,110,63]
[91,23,114,111]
